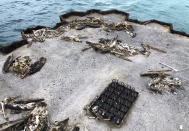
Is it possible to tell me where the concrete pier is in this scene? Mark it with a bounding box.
[0,10,189,131]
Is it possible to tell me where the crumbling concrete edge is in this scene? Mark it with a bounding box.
[0,9,188,54]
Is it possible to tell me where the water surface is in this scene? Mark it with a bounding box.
[0,0,189,45]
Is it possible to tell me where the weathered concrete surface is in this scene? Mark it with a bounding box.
[0,12,189,131]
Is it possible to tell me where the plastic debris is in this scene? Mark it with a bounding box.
[159,62,178,72]
[85,79,138,127]
[179,125,183,130]
[2,55,46,78]
[140,70,182,93]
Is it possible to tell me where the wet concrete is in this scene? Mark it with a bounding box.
[0,11,189,131]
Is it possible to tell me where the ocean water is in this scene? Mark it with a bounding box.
[0,0,189,45]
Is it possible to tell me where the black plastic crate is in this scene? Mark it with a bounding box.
[88,79,138,126]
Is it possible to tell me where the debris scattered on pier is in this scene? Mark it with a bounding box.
[2,55,14,73]
[61,35,88,43]
[29,57,47,75]
[140,70,182,93]
[105,21,136,37]
[0,96,80,131]
[0,96,44,120]
[24,102,48,131]
[50,118,69,131]
[85,79,138,127]
[2,55,46,78]
[69,17,107,30]
[84,37,139,62]
[50,118,80,131]
[140,43,166,56]
[70,18,136,37]
[0,117,27,131]
[0,96,47,130]
[9,56,32,78]
[84,37,166,62]
[24,28,61,42]
[22,17,136,43]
